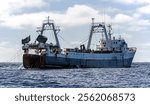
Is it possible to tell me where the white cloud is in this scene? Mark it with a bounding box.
[0,0,47,28]
[67,5,98,17]
[133,19,150,26]
[0,0,46,15]
[0,5,105,28]
[138,5,150,14]
[116,0,150,15]
[133,13,141,18]
[0,12,48,28]
[110,12,150,32]
[0,3,149,33]
[114,0,150,4]
[113,14,133,24]
[114,0,136,4]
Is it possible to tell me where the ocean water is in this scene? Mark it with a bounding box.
[0,63,150,88]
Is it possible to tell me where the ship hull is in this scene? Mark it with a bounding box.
[23,51,135,68]
[44,56,133,68]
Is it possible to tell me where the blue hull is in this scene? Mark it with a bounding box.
[45,56,133,68]
[23,53,134,68]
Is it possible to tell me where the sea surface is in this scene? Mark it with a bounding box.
[0,62,150,88]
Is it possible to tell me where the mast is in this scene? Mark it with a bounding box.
[37,16,60,49]
[87,18,95,50]
[87,18,111,50]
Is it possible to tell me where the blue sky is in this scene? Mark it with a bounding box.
[0,0,150,62]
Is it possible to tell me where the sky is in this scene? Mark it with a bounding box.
[0,0,150,62]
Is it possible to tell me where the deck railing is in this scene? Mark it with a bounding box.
[128,47,137,52]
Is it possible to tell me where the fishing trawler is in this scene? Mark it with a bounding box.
[22,17,136,68]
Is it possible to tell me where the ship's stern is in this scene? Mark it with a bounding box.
[23,54,45,68]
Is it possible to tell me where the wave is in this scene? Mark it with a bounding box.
[0,62,24,70]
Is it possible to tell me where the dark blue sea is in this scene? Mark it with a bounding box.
[0,63,150,88]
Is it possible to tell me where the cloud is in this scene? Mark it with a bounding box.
[113,14,133,24]
[0,0,48,28]
[0,5,104,28]
[0,0,46,15]
[0,3,149,33]
[138,4,150,14]
[114,0,150,4]
[0,12,48,28]
[0,1,149,34]
[114,0,136,4]
[111,13,150,32]
[114,0,150,15]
